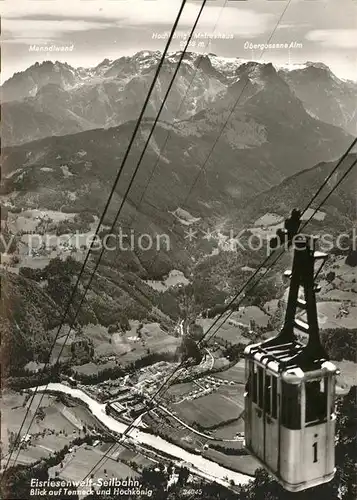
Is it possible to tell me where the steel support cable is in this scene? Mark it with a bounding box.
[203,155,357,344]
[73,1,330,481]
[1,0,191,476]
[52,0,209,367]
[110,1,229,275]
[197,139,357,346]
[78,141,357,486]
[146,0,293,273]
[125,0,228,222]
[5,0,211,476]
[108,2,228,278]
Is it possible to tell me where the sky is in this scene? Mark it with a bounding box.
[1,0,357,82]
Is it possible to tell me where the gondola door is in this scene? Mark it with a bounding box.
[246,363,279,475]
[263,373,279,473]
[250,363,265,460]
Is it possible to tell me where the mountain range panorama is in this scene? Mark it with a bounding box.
[2,51,357,147]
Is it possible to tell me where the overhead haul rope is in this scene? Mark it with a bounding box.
[8,0,355,483]
[53,0,209,367]
[114,0,229,258]
[78,0,348,480]
[84,145,357,483]
[1,0,193,477]
[145,0,294,273]
[199,138,357,346]
[4,0,218,477]
[203,152,357,344]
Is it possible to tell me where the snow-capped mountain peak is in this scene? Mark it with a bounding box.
[2,52,356,147]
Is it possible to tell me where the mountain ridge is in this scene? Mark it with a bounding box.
[2,52,356,146]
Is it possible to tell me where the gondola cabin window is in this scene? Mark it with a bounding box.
[247,361,261,407]
[264,373,278,418]
[265,374,272,415]
[252,362,258,404]
[305,377,328,425]
[271,376,277,419]
[258,366,264,408]
[245,360,253,398]
[250,363,264,409]
[247,361,278,418]
[281,381,301,429]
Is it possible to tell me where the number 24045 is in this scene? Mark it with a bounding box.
[183,489,202,496]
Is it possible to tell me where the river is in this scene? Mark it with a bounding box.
[32,383,252,488]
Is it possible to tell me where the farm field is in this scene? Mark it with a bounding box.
[218,385,245,415]
[318,257,356,298]
[203,448,259,476]
[213,419,245,439]
[174,385,244,429]
[0,391,103,468]
[48,443,139,485]
[215,359,246,383]
[78,321,180,364]
[165,382,198,399]
[197,317,252,345]
[212,356,231,371]
[316,302,357,330]
[1,393,75,451]
[114,445,154,468]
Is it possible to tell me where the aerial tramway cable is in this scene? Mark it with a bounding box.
[1,0,194,477]
[145,0,294,274]
[53,0,209,367]
[5,0,355,482]
[116,0,229,259]
[68,1,357,481]
[203,153,357,345]
[78,140,357,484]
[4,0,215,477]
[199,138,357,346]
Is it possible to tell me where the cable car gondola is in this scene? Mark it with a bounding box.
[244,234,339,492]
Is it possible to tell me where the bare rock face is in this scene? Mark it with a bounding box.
[2,54,355,147]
